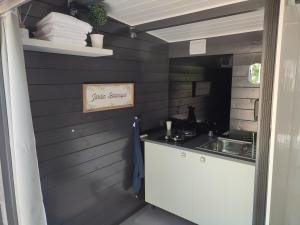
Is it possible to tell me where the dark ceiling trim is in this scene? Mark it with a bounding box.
[135,0,265,32]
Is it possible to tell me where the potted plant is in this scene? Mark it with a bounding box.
[18,3,32,39]
[88,4,107,48]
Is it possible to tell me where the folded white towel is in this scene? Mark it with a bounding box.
[35,23,89,36]
[37,12,92,34]
[37,36,87,47]
[33,31,87,41]
[37,22,92,34]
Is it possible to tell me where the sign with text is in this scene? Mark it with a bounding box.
[83,83,134,113]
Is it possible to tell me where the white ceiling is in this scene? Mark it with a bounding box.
[148,9,264,43]
[105,0,248,26]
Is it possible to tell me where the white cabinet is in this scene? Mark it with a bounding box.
[144,141,255,225]
[145,142,193,220]
[191,153,255,225]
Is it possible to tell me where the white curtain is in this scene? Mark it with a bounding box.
[0,0,29,14]
[0,161,8,225]
[0,11,47,225]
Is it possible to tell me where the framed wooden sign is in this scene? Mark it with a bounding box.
[83,83,134,113]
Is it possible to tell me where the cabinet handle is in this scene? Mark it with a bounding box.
[200,156,206,163]
[180,152,187,158]
[254,98,259,121]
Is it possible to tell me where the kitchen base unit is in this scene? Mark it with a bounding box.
[144,141,255,225]
[144,141,194,221]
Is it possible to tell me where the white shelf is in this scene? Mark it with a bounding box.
[22,38,113,57]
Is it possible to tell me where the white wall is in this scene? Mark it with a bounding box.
[266,1,300,225]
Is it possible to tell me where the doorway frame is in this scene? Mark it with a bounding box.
[253,0,281,225]
[0,1,284,225]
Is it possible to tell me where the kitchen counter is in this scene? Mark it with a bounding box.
[141,130,256,164]
[144,131,255,224]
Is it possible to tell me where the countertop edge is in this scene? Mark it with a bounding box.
[143,138,256,166]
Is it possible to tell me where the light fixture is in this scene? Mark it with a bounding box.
[130,26,137,39]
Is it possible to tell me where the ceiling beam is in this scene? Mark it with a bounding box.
[169,31,263,58]
[135,0,265,32]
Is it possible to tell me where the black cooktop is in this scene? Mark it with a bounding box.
[158,129,198,143]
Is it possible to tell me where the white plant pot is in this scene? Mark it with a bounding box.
[90,34,104,48]
[20,27,29,39]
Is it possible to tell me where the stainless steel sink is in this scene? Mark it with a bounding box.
[196,137,254,159]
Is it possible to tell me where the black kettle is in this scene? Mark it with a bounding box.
[188,106,196,122]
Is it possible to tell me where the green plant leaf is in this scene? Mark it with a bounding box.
[89,4,107,33]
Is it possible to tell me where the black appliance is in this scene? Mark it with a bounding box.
[158,129,198,143]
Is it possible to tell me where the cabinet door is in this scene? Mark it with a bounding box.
[145,142,193,221]
[192,153,255,225]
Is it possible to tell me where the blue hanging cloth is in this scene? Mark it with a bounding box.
[132,117,144,194]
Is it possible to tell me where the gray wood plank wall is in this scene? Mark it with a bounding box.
[169,56,232,135]
[169,67,210,121]
[168,31,263,132]
[21,1,169,225]
[230,53,262,132]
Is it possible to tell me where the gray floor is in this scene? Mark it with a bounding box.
[120,205,196,225]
